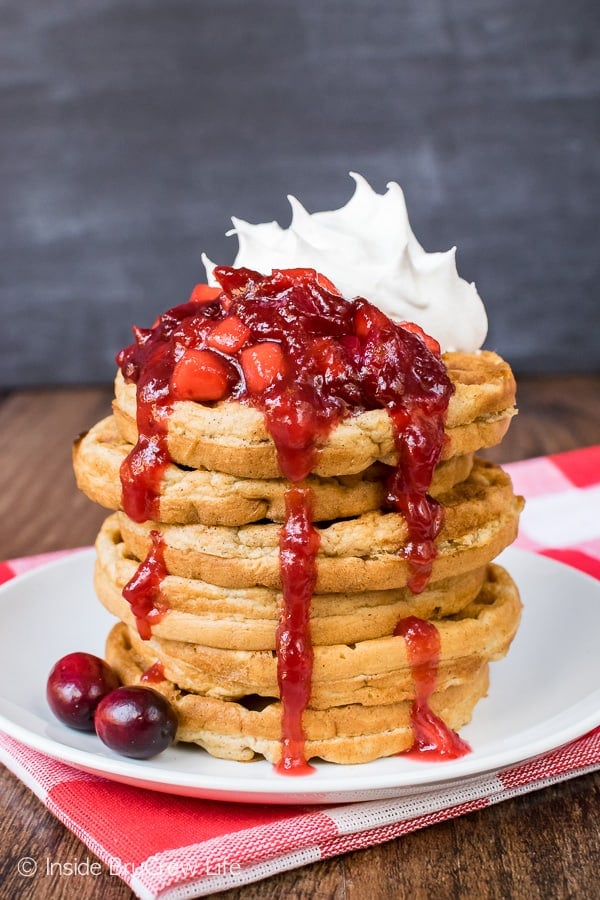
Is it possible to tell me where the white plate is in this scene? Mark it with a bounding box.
[0,548,598,805]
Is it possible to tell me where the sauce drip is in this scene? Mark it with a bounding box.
[118,322,180,523]
[395,616,471,760]
[275,487,320,775]
[386,409,446,593]
[140,660,166,683]
[120,431,170,524]
[122,530,169,641]
[116,267,455,769]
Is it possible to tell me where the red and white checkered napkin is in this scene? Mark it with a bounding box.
[1,445,599,900]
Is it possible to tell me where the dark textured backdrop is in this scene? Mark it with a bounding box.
[2,0,599,386]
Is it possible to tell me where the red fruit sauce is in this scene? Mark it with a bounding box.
[140,661,166,683]
[122,530,169,640]
[275,487,320,775]
[116,266,456,770]
[395,616,471,760]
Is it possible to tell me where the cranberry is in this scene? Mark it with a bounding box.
[94,686,177,759]
[47,652,120,732]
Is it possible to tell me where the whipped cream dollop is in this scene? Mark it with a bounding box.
[202,173,488,352]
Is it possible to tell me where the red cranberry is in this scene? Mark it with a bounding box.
[94,686,177,759]
[47,652,120,732]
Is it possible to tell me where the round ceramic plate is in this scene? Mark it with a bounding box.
[0,548,598,804]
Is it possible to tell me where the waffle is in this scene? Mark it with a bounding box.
[95,515,488,648]
[109,458,523,591]
[106,622,491,764]
[74,415,475,526]
[112,350,516,479]
[105,564,520,713]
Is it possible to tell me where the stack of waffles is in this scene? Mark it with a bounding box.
[74,276,523,766]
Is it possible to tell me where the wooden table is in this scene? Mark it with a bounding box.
[1,375,599,899]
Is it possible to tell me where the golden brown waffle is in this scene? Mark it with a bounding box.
[106,622,491,764]
[111,458,523,592]
[111,350,516,479]
[95,515,488,648]
[74,415,474,526]
[104,564,520,711]
[104,565,521,764]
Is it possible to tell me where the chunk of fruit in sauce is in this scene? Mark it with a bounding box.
[240,341,287,394]
[206,314,251,354]
[171,348,234,402]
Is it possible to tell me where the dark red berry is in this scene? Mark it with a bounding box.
[94,686,177,759]
[47,652,120,732]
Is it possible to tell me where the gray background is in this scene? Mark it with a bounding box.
[2,0,599,387]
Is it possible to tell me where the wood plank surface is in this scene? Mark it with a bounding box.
[1,375,599,899]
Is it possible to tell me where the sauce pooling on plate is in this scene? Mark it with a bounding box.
[122,530,169,641]
[395,616,471,760]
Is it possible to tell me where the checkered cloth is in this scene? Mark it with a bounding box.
[1,445,599,900]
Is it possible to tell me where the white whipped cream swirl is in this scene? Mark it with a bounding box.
[202,173,488,353]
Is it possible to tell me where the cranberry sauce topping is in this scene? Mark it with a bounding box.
[395,616,471,760]
[118,312,198,524]
[140,661,166,683]
[117,267,452,551]
[275,487,320,775]
[122,530,170,640]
